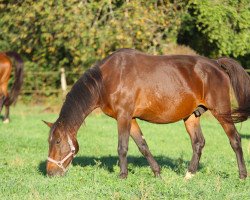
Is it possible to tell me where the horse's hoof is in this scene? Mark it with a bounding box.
[154,172,162,179]
[184,171,194,180]
[239,173,247,179]
[3,119,9,124]
[119,173,128,179]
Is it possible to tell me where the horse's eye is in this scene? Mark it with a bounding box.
[56,139,61,144]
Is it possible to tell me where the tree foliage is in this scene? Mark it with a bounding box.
[0,0,187,72]
[179,0,250,66]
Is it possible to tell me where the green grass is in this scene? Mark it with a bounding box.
[0,104,250,200]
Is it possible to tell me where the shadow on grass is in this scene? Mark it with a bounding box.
[240,134,250,140]
[38,161,47,176]
[38,155,203,176]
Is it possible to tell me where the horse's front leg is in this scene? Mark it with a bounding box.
[117,116,131,179]
[130,119,161,177]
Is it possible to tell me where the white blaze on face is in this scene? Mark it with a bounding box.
[67,135,75,152]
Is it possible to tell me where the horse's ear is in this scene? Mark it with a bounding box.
[42,120,53,128]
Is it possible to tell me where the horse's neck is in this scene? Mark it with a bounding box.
[58,66,103,133]
[58,99,99,134]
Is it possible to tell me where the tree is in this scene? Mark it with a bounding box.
[0,0,187,72]
[178,0,250,67]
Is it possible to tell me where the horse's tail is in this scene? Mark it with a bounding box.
[5,51,24,106]
[217,57,250,123]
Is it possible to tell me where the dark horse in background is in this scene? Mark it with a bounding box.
[45,49,249,179]
[0,52,24,123]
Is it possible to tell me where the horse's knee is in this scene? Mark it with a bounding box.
[139,143,149,156]
[118,146,128,157]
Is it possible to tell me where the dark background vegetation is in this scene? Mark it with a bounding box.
[0,0,250,93]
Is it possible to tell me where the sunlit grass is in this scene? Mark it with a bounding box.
[0,104,249,199]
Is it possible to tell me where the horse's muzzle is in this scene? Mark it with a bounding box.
[46,162,66,177]
[47,168,65,177]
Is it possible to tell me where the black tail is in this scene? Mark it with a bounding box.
[5,52,24,106]
[217,57,250,122]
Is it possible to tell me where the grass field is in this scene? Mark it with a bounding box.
[0,104,250,199]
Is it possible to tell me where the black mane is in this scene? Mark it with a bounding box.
[57,64,103,132]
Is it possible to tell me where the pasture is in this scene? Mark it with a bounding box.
[0,104,249,199]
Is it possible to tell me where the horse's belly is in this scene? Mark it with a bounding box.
[135,109,191,123]
[134,96,197,124]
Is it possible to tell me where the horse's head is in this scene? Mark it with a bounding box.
[44,120,79,177]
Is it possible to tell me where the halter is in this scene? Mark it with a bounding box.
[47,135,76,172]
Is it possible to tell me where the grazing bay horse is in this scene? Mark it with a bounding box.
[0,52,24,123]
[45,49,248,179]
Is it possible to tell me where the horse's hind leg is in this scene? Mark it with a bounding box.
[130,119,161,177]
[1,84,9,123]
[0,84,8,121]
[3,104,10,123]
[184,114,205,179]
[210,111,247,179]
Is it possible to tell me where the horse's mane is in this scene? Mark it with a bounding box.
[57,63,103,132]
